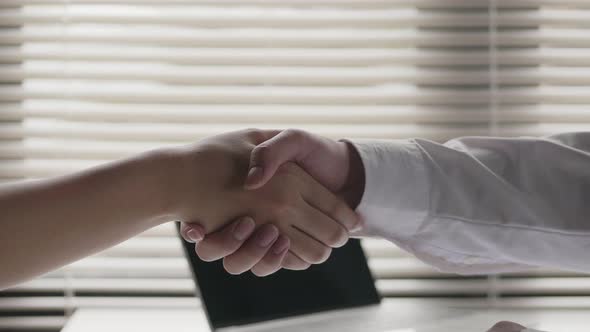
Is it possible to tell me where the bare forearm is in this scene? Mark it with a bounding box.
[0,128,359,287]
[0,150,174,289]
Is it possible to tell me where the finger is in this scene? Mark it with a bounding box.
[281,251,311,271]
[299,173,361,232]
[250,235,290,277]
[179,222,205,243]
[286,226,332,264]
[298,203,349,248]
[244,129,313,190]
[195,217,256,262]
[222,224,279,275]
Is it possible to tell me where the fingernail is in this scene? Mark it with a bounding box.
[186,229,203,243]
[232,217,256,241]
[256,225,279,247]
[244,166,263,189]
[272,235,290,255]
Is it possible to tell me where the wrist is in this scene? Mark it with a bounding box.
[138,146,199,225]
[340,141,365,209]
[149,142,237,233]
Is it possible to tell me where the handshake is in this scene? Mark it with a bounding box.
[165,129,366,277]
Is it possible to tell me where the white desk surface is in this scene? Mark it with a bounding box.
[61,299,586,332]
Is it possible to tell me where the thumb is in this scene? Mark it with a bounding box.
[244,129,312,190]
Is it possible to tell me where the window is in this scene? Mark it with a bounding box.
[2,1,590,331]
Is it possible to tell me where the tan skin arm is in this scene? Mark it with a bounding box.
[0,150,172,290]
[0,129,359,290]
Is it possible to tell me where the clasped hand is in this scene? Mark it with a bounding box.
[170,129,362,276]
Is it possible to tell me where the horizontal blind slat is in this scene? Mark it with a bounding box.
[0,316,66,331]
[0,297,200,310]
[0,9,505,29]
[7,278,195,294]
[1,28,568,48]
[3,121,586,145]
[1,104,497,124]
[7,103,590,124]
[7,47,590,67]
[10,64,590,86]
[4,28,590,48]
[13,86,590,105]
[1,0,590,8]
[9,9,590,29]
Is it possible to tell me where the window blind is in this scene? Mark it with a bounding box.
[2,1,590,331]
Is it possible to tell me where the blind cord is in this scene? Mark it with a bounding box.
[487,0,500,308]
[61,0,76,319]
[488,0,499,137]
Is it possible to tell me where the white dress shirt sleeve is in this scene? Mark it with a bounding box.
[349,132,590,274]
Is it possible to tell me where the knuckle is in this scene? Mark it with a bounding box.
[195,247,216,262]
[284,128,307,141]
[251,266,271,277]
[244,128,265,142]
[251,270,264,277]
[282,253,305,270]
[283,260,306,271]
[222,258,246,275]
[326,227,349,248]
[308,246,332,264]
[281,254,297,269]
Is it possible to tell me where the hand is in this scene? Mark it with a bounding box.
[244,129,365,206]
[181,129,366,276]
[180,218,294,276]
[170,129,359,272]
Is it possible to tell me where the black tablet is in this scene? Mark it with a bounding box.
[179,224,381,330]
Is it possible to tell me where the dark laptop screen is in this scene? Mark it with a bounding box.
[179,228,381,330]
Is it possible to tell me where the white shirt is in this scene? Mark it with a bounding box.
[351,132,590,275]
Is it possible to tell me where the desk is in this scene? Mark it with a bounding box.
[61,299,587,332]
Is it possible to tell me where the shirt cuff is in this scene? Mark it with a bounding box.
[346,139,430,242]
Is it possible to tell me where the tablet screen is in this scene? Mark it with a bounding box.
[179,227,380,330]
